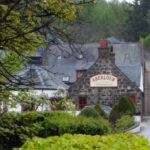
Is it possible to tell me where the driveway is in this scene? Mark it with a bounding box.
[139,118,150,142]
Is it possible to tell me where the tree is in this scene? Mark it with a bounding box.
[0,0,94,111]
[72,0,129,42]
[124,0,150,41]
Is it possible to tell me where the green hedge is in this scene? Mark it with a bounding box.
[14,133,150,150]
[0,111,111,149]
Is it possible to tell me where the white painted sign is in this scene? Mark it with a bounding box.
[90,74,118,87]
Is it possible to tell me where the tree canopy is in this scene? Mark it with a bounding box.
[0,0,93,110]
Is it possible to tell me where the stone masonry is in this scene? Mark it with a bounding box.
[68,44,143,112]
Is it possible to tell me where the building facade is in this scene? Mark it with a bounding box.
[68,40,143,112]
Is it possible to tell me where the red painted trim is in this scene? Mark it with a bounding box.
[78,97,88,110]
[131,96,136,105]
[76,70,79,81]
[78,97,80,109]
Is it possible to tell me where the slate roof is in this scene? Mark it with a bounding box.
[44,43,142,87]
[18,65,69,90]
[18,41,143,90]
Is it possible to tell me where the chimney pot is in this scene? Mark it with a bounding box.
[100,39,108,48]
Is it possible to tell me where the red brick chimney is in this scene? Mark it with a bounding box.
[100,39,108,48]
[98,39,115,63]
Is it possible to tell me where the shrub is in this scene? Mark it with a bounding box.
[0,111,111,149]
[50,97,75,111]
[0,112,45,149]
[109,104,120,124]
[109,96,136,124]
[44,115,111,136]
[118,96,135,115]
[79,107,100,118]
[94,104,106,118]
[14,133,150,150]
[115,115,135,133]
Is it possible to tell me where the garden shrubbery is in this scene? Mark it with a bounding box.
[0,111,111,149]
[117,96,135,115]
[94,104,106,118]
[109,96,136,124]
[14,133,150,150]
[79,107,100,118]
[115,115,135,133]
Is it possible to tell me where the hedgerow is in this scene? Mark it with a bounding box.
[0,111,110,149]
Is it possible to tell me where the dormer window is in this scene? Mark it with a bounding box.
[78,54,83,59]
[62,76,70,82]
[57,55,62,60]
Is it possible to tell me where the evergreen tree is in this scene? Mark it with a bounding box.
[124,0,150,41]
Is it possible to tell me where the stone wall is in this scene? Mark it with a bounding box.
[68,47,142,112]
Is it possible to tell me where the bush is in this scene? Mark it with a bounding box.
[79,107,100,118]
[109,104,120,124]
[115,115,135,133]
[109,96,136,124]
[94,104,106,118]
[50,97,75,111]
[14,133,150,150]
[118,96,135,115]
[0,112,45,149]
[0,111,111,149]
[44,114,111,136]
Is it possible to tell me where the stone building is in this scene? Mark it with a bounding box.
[68,40,143,112]
[12,38,144,113]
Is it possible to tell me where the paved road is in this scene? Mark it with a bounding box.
[139,118,150,142]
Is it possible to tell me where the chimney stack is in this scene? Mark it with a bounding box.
[98,39,115,63]
[100,39,108,48]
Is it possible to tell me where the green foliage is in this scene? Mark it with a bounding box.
[0,0,87,106]
[75,0,128,42]
[44,115,111,136]
[94,104,106,118]
[50,97,75,112]
[124,0,150,41]
[115,115,135,133]
[0,111,110,149]
[109,104,121,124]
[117,96,135,115]
[141,34,150,50]
[14,133,150,150]
[17,91,50,111]
[109,96,135,124]
[0,112,45,149]
[79,107,100,118]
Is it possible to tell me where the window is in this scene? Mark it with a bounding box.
[78,97,88,109]
[62,76,70,82]
[57,55,62,60]
[78,54,83,59]
[131,96,136,105]
[76,70,86,80]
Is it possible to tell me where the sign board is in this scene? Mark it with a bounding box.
[90,74,118,87]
